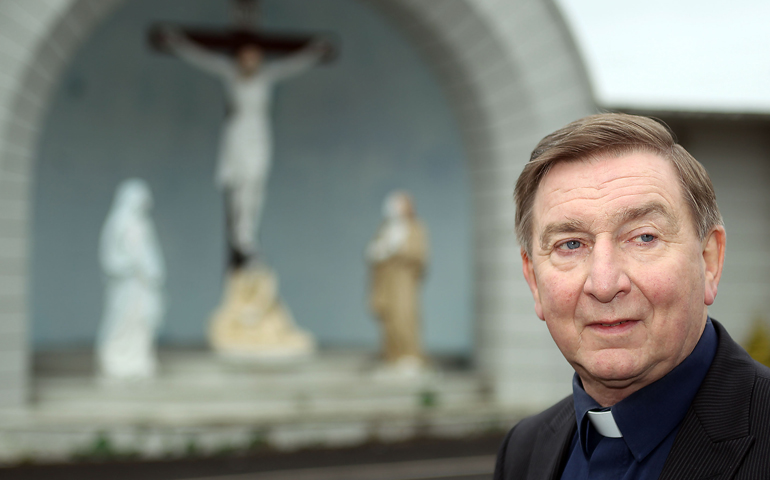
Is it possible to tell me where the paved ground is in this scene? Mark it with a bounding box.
[0,433,505,480]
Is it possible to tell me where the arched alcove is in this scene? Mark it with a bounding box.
[32,0,474,356]
[0,0,594,407]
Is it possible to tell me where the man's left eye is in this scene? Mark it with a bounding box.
[638,234,655,243]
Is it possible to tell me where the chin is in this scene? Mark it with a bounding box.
[579,351,646,384]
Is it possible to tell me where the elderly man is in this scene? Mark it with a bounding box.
[494,113,770,479]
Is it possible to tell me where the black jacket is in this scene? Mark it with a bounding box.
[494,320,770,480]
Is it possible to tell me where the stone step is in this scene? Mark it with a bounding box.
[34,376,480,401]
[0,349,518,463]
[33,349,484,406]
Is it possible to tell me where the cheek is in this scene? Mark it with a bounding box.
[642,277,677,305]
[539,274,581,315]
[639,259,702,307]
[544,315,582,362]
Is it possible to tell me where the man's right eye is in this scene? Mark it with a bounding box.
[560,240,582,250]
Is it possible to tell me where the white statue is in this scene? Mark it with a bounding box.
[97,179,165,379]
[163,28,328,266]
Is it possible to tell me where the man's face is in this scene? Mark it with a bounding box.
[522,152,724,405]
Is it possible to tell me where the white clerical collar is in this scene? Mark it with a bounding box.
[587,410,623,438]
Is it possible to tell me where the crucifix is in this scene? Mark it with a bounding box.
[148,0,336,271]
[149,0,336,60]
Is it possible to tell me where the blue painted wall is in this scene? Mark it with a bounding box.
[32,0,472,354]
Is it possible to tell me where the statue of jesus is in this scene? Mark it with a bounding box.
[161,27,329,268]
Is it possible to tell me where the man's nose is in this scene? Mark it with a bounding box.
[583,239,631,303]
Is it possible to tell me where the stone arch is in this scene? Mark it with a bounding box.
[0,0,594,406]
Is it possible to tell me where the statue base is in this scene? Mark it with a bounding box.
[208,266,315,363]
[372,355,430,380]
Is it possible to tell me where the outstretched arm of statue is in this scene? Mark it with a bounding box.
[161,26,234,78]
[262,39,330,82]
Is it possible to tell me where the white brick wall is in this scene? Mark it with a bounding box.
[680,119,770,346]
[0,0,595,409]
[0,0,121,407]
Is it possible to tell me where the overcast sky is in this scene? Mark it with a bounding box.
[554,0,770,113]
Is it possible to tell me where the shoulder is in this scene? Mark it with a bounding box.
[410,218,427,232]
[711,319,770,384]
[494,396,574,480]
[732,332,770,474]
[705,320,770,470]
[509,396,573,441]
[747,358,770,431]
[708,320,770,407]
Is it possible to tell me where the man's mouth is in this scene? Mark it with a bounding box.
[600,320,628,327]
[588,319,638,329]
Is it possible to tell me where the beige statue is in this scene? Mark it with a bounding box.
[367,192,429,370]
[209,266,315,360]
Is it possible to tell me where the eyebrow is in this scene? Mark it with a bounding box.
[538,201,679,251]
[539,219,589,251]
[618,202,678,229]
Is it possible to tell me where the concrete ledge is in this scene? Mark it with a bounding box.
[0,349,525,463]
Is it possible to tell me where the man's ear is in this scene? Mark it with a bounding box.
[522,248,545,320]
[703,225,726,306]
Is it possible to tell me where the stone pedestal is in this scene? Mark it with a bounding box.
[373,355,429,380]
[208,267,315,361]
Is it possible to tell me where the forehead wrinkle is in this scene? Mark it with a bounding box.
[547,177,679,212]
[547,172,668,201]
[597,172,670,187]
[615,201,680,233]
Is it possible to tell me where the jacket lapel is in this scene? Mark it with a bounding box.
[526,400,577,480]
[659,321,756,480]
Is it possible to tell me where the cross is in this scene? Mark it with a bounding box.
[148,0,336,61]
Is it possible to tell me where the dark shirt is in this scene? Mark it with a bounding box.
[561,319,717,479]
